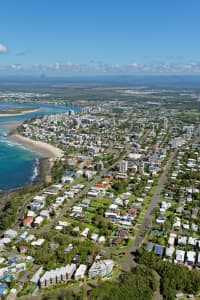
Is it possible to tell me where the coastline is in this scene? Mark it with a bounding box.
[10,133,64,159]
[0,108,40,117]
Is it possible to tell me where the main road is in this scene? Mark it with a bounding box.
[117,149,177,275]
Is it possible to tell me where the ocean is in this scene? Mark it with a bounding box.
[0,102,77,191]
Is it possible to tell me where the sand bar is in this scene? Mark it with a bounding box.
[11,134,64,159]
[0,108,39,117]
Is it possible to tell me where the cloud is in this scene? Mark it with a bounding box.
[2,60,200,74]
[0,43,8,53]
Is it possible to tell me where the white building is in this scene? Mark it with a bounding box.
[74,264,87,280]
[4,229,18,240]
[119,160,128,173]
[88,259,114,278]
[176,250,185,263]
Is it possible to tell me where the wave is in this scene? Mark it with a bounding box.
[0,138,39,155]
[0,139,23,148]
[30,158,40,182]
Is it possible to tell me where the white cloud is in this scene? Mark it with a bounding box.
[0,43,8,53]
[2,59,200,74]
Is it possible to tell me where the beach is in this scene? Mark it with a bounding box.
[11,134,64,159]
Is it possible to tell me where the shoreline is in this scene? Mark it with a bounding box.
[10,133,64,160]
[0,108,40,117]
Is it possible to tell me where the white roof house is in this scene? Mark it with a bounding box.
[81,228,89,238]
[72,206,82,213]
[165,246,175,258]
[98,236,106,243]
[188,237,197,246]
[91,233,99,242]
[168,236,175,246]
[74,264,87,280]
[31,238,45,246]
[176,250,185,263]
[178,236,187,246]
[186,251,196,265]
[4,229,18,240]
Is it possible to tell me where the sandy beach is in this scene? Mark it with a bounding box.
[0,108,40,117]
[11,134,64,159]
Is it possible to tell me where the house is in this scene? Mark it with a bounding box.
[81,228,89,238]
[23,217,33,227]
[192,207,198,219]
[154,245,164,256]
[176,250,185,263]
[4,229,18,240]
[146,242,154,252]
[186,251,196,265]
[34,216,44,227]
[74,264,87,280]
[178,236,187,246]
[188,237,197,246]
[105,211,120,219]
[156,215,165,224]
[173,217,181,230]
[65,264,76,279]
[0,283,8,296]
[112,237,122,246]
[30,267,43,284]
[31,238,45,246]
[128,207,137,216]
[64,244,73,253]
[72,206,82,213]
[40,210,50,219]
[168,235,176,246]
[98,236,106,243]
[165,246,175,258]
[91,233,99,242]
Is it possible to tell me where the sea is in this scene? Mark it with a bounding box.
[0,102,77,192]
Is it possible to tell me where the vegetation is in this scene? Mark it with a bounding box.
[136,250,200,300]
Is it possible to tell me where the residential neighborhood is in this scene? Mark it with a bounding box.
[0,96,199,299]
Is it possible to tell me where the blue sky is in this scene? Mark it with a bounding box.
[1,0,200,75]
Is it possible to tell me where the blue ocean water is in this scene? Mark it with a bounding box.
[0,102,78,191]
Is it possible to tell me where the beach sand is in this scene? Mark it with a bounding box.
[11,134,64,159]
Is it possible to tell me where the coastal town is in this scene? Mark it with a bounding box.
[0,92,199,300]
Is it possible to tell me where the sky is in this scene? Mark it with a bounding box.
[1,0,200,76]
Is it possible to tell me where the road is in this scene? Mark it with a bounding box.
[131,150,177,253]
[117,150,177,300]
